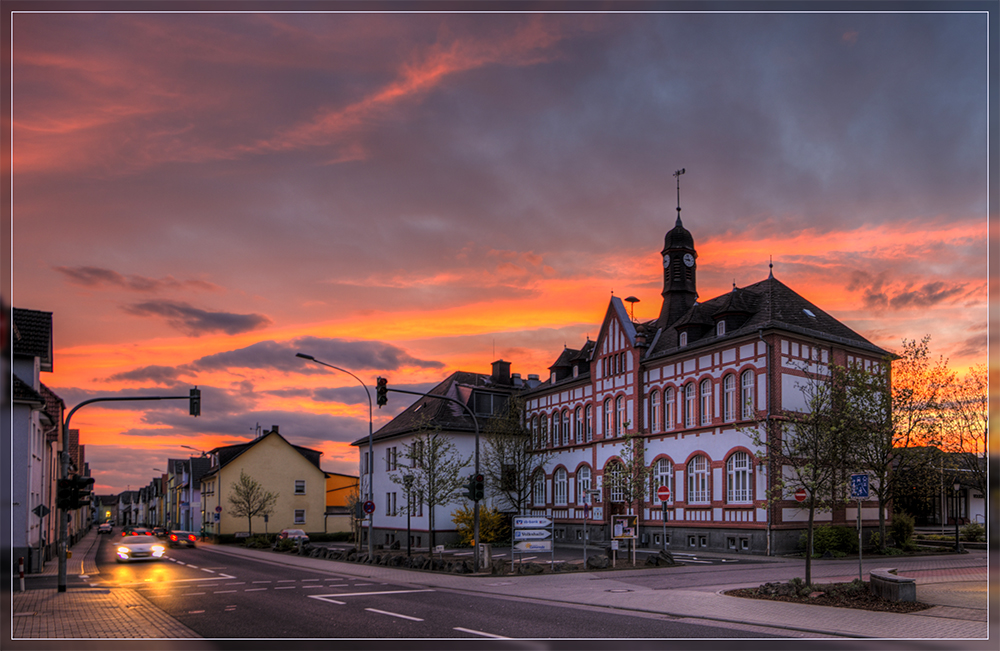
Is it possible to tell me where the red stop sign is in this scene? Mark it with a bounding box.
[657,486,671,501]
[794,488,808,502]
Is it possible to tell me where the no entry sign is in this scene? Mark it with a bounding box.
[794,488,808,502]
[656,486,671,502]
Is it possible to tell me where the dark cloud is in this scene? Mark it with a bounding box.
[310,382,435,406]
[121,300,271,336]
[950,333,987,361]
[105,365,184,385]
[888,282,965,310]
[54,266,218,292]
[192,336,443,373]
[850,272,967,312]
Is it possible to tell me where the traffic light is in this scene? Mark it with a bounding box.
[57,478,75,510]
[376,377,388,408]
[472,473,485,502]
[74,475,95,508]
[462,474,476,501]
[189,386,201,417]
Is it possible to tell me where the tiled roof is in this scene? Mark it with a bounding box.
[205,431,323,477]
[352,370,518,446]
[12,308,53,371]
[39,384,65,441]
[12,374,45,405]
[646,275,889,359]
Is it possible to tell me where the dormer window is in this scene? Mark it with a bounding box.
[679,332,688,347]
[717,321,726,336]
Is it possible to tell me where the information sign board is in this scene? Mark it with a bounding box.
[850,473,870,499]
[514,540,552,551]
[514,529,551,540]
[612,514,638,539]
[513,516,552,528]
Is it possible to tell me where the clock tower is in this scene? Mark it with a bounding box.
[657,215,698,328]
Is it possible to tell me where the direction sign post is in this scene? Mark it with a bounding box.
[512,513,555,570]
[850,473,869,582]
[657,485,670,552]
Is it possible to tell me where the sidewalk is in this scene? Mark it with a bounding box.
[202,542,990,640]
[9,528,200,641]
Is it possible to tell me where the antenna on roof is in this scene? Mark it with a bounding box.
[769,256,773,279]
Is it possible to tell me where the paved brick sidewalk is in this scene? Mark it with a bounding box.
[9,528,198,641]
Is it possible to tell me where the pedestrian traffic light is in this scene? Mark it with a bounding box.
[57,478,75,510]
[472,473,485,502]
[376,377,388,407]
[189,386,201,417]
[462,474,476,501]
[73,475,95,508]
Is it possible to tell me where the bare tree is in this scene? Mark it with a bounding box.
[604,429,650,516]
[480,397,552,514]
[747,365,853,584]
[227,470,278,536]
[937,364,987,515]
[388,425,470,549]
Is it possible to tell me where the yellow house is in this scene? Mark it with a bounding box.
[199,427,327,537]
[324,471,359,533]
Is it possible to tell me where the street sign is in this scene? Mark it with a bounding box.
[850,473,870,499]
[214,513,220,521]
[363,500,376,514]
[514,529,551,540]
[794,488,808,502]
[513,516,552,528]
[215,506,222,513]
[514,540,552,551]
[657,485,671,502]
[32,504,50,518]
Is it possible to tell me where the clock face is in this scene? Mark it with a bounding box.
[662,254,670,268]
[683,253,695,267]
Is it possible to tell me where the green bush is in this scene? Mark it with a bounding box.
[889,512,915,547]
[243,534,276,549]
[800,525,857,555]
[273,538,296,552]
[961,522,985,542]
[452,504,512,546]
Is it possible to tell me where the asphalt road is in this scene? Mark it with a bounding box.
[91,534,781,639]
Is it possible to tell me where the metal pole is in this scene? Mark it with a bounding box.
[857,498,863,582]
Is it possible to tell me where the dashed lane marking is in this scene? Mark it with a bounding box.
[213,590,238,594]
[366,608,424,622]
[245,588,267,592]
[454,627,508,639]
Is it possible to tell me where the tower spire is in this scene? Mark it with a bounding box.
[673,168,686,225]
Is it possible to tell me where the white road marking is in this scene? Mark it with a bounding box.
[275,586,297,590]
[188,610,205,614]
[353,582,374,586]
[366,608,424,622]
[252,580,271,584]
[325,584,349,587]
[333,589,435,598]
[183,593,205,597]
[308,595,346,605]
[213,590,238,594]
[277,579,296,583]
[244,588,267,592]
[454,552,473,556]
[454,627,508,639]
[301,578,320,582]
[301,585,325,589]
[225,582,246,585]
[201,568,216,573]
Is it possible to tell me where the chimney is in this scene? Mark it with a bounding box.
[511,373,524,388]
[271,425,279,434]
[491,359,511,385]
[527,374,541,388]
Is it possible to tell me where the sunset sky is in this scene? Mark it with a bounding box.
[7,9,990,495]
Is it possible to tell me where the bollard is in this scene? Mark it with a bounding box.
[19,557,25,592]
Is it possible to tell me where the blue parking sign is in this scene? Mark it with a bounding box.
[850,473,869,499]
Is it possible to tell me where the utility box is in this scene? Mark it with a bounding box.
[478,543,492,568]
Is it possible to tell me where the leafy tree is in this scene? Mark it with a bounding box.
[388,424,470,549]
[227,470,278,536]
[480,396,552,514]
[936,364,987,514]
[747,364,854,584]
[452,504,511,546]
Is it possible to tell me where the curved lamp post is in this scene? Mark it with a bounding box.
[296,353,373,560]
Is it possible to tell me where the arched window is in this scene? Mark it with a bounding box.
[577,466,592,504]
[717,321,726,336]
[585,404,593,442]
[531,416,538,448]
[684,383,697,428]
[679,332,688,347]
[741,370,756,420]
[700,379,712,425]
[574,407,582,443]
[604,398,613,437]
[554,468,568,506]
[650,390,661,432]
[551,412,560,446]
[533,471,546,507]
[616,396,626,436]
[651,458,673,506]
[664,387,675,430]
[562,410,570,446]
[540,415,548,447]
[727,452,752,503]
[723,374,736,422]
[606,462,625,503]
[687,455,709,503]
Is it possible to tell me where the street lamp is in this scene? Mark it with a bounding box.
[296,352,374,560]
[953,482,962,553]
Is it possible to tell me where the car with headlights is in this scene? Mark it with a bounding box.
[167,530,198,548]
[115,535,166,562]
[97,522,113,534]
[121,526,153,537]
[152,527,166,538]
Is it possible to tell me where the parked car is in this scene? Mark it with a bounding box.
[278,528,309,543]
[97,522,113,534]
[152,527,166,538]
[121,527,154,537]
[115,535,166,562]
[167,530,198,548]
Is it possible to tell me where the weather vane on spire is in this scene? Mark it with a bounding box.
[673,168,686,224]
